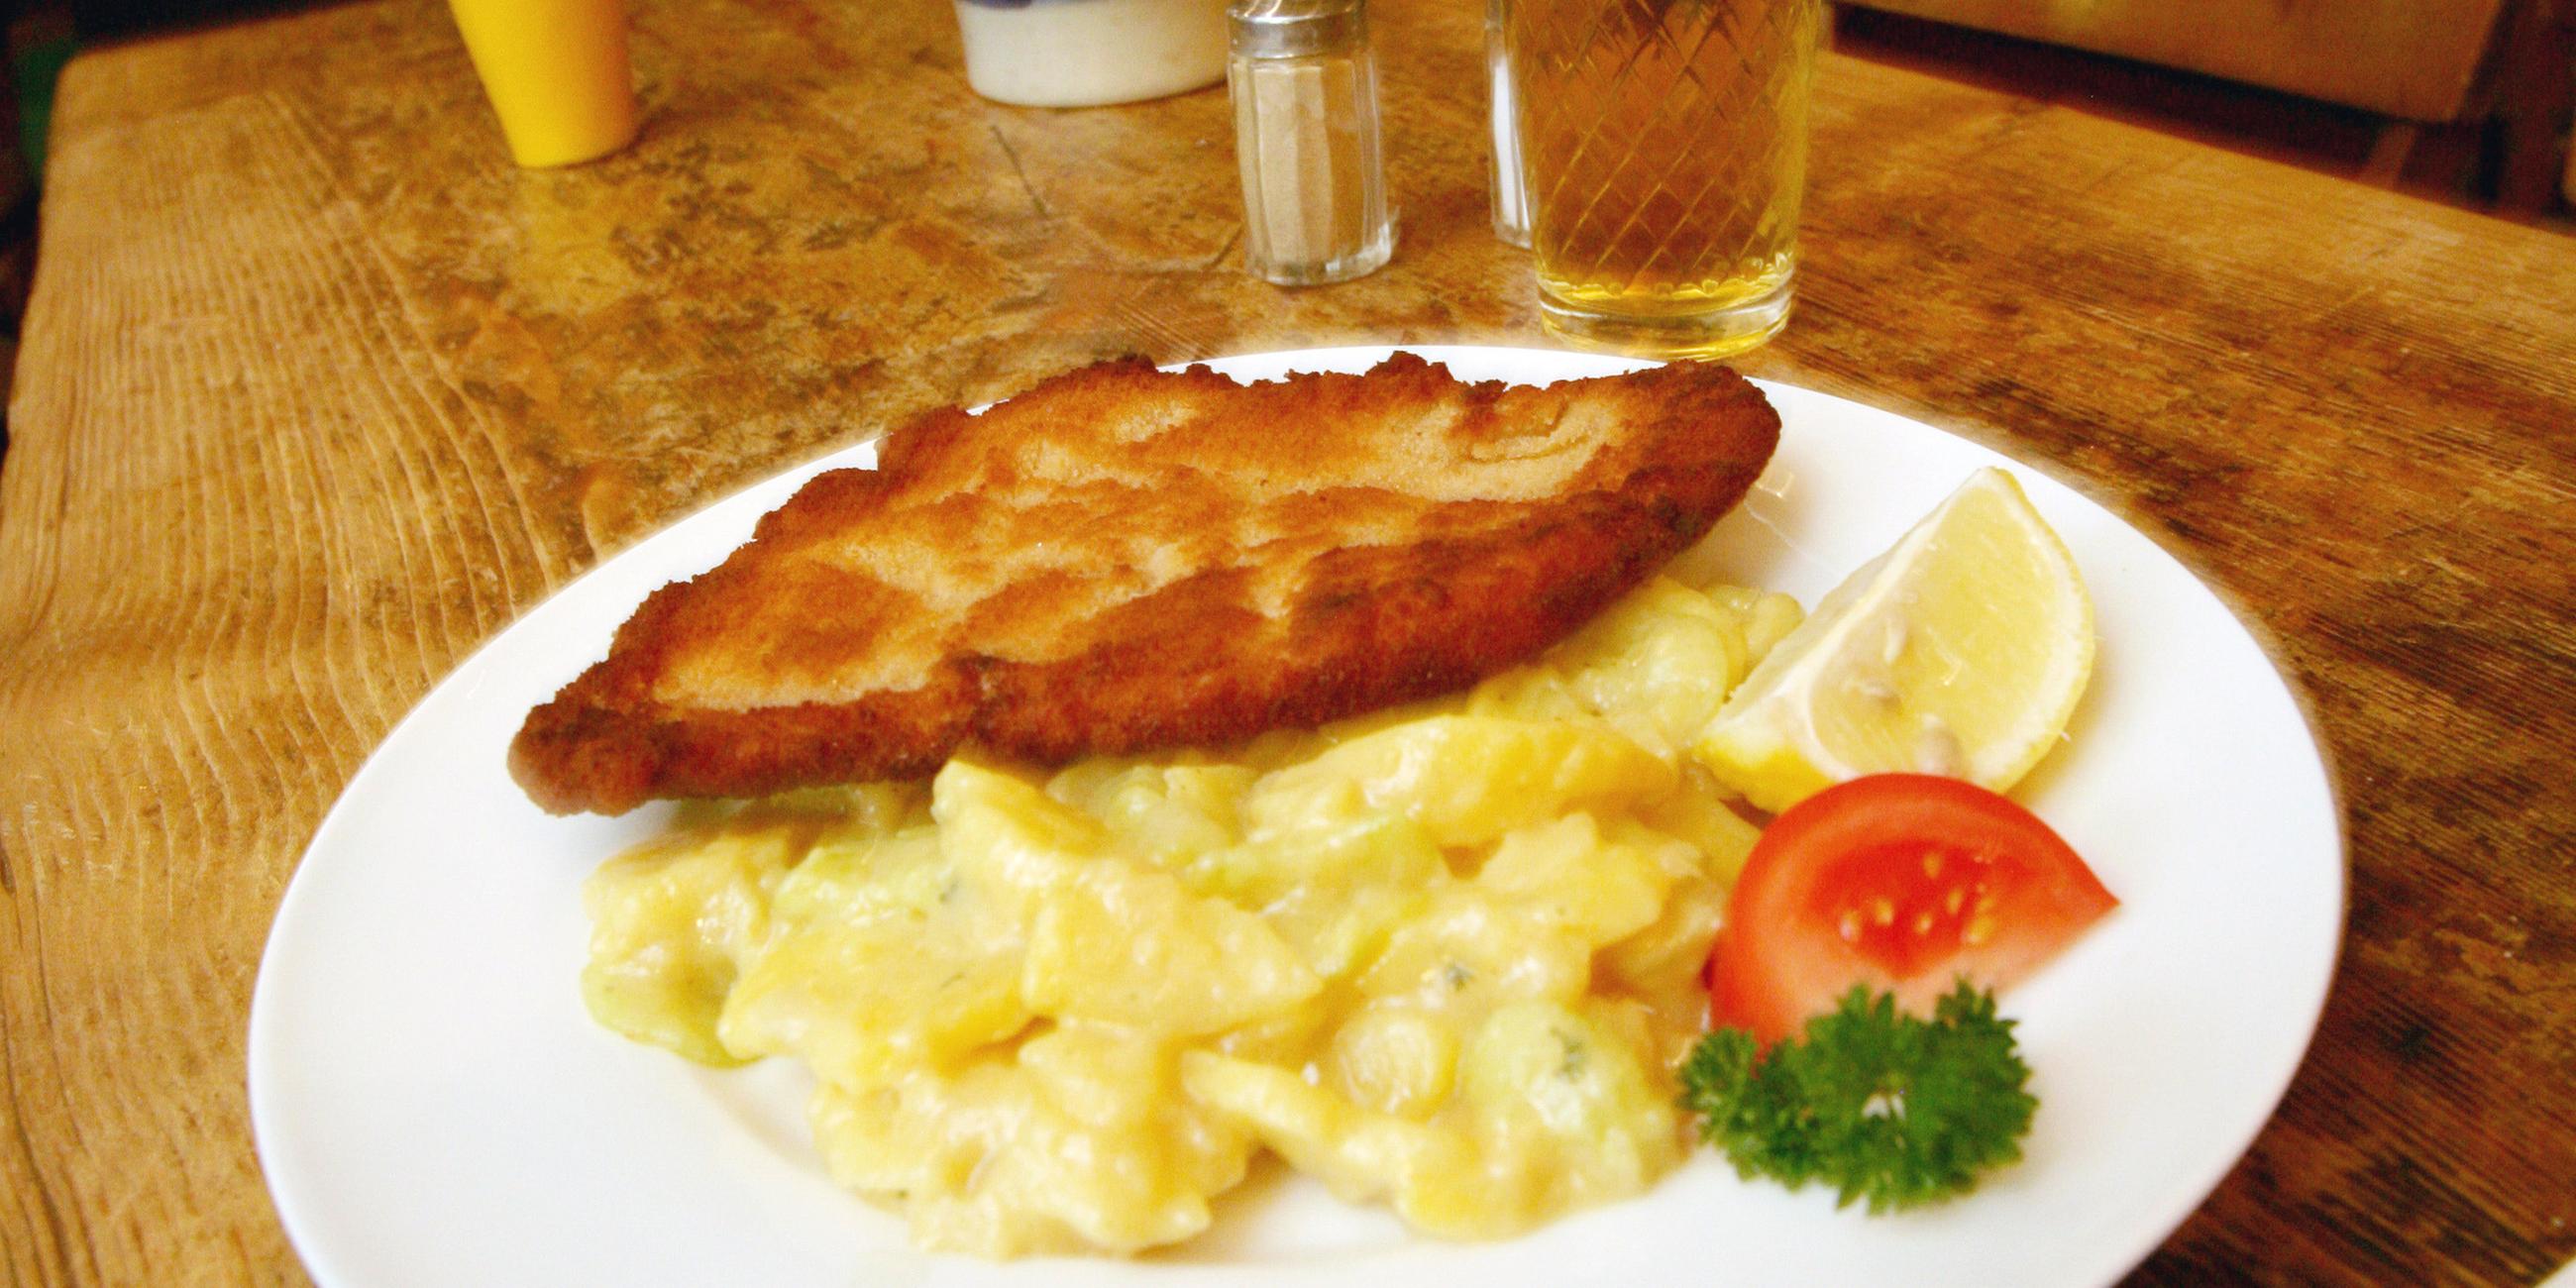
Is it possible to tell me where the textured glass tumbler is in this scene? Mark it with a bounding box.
[1510,0,1821,358]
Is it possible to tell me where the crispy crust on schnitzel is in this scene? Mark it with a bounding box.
[510,355,1779,814]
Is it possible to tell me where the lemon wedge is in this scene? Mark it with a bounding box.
[1696,469,2093,812]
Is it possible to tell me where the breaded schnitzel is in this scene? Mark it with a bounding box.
[510,354,1780,814]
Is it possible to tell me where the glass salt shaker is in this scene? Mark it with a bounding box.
[1486,0,1531,247]
[1228,0,1395,285]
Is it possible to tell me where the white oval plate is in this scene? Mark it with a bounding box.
[250,346,2343,1288]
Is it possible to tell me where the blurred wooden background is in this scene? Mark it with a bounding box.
[1840,0,2576,218]
[0,0,2570,459]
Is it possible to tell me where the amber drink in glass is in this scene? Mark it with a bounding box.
[1510,0,1821,358]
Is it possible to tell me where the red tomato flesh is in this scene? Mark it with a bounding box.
[1708,774,2117,1045]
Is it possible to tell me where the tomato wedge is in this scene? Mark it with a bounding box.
[1707,774,2117,1045]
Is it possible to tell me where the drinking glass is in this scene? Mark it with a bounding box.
[1509,0,1822,358]
[449,0,639,168]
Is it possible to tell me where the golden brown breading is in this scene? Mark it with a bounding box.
[510,354,1779,814]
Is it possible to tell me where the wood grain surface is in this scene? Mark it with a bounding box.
[3,0,2572,1283]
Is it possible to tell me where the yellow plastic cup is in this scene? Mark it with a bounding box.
[449,0,640,167]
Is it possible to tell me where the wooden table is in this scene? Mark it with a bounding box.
[5,0,2572,1282]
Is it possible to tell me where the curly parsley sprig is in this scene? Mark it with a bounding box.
[1679,981,2037,1213]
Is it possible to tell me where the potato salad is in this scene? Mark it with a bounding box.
[580,576,1802,1256]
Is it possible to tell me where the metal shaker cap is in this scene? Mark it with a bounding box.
[1229,0,1367,59]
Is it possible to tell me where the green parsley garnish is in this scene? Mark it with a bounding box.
[1678,981,2037,1213]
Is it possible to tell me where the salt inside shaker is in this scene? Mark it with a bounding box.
[1228,0,1395,285]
